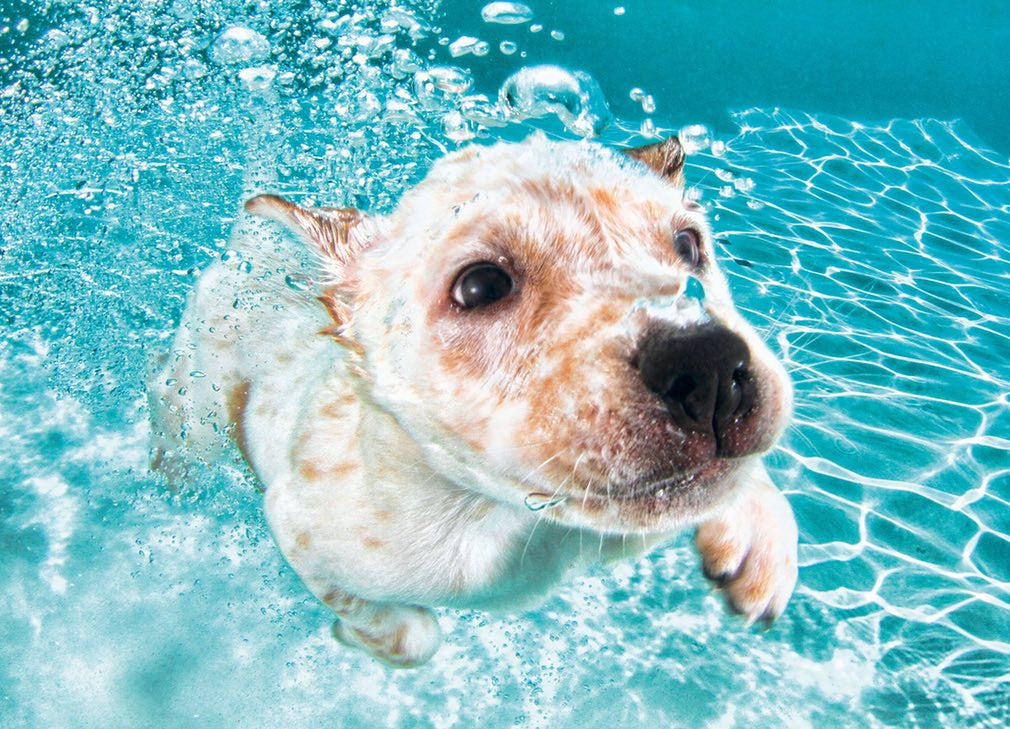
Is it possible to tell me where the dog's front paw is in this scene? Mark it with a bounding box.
[695,476,798,625]
[332,604,442,668]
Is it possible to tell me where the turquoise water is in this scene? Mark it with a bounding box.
[2,1,1009,727]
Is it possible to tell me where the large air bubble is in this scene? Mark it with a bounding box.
[209,24,271,66]
[481,2,535,25]
[498,65,612,137]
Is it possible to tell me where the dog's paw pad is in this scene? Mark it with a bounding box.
[695,483,798,626]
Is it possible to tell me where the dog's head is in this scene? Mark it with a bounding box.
[247,134,792,532]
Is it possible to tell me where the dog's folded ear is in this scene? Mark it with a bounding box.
[623,137,686,187]
[244,194,369,266]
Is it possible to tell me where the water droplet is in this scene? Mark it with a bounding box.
[285,273,313,291]
[481,2,535,25]
[498,65,612,137]
[524,492,567,511]
[499,40,518,55]
[15,18,28,33]
[238,260,253,274]
[209,25,271,66]
[189,370,206,378]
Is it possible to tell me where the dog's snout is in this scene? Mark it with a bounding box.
[636,322,755,452]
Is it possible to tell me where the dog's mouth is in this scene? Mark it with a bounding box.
[521,455,743,531]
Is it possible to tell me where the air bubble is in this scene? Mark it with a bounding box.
[550,30,565,41]
[426,66,472,94]
[481,2,535,25]
[414,66,472,110]
[238,65,276,93]
[680,123,713,153]
[460,95,508,127]
[613,6,626,16]
[524,492,567,511]
[182,59,207,81]
[442,111,475,143]
[529,23,543,33]
[449,36,489,58]
[733,177,755,192]
[498,65,612,137]
[285,274,313,291]
[499,41,518,55]
[209,25,271,66]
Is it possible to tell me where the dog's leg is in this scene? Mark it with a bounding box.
[695,463,798,624]
[322,587,442,668]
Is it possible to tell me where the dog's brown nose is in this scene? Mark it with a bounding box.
[635,322,755,453]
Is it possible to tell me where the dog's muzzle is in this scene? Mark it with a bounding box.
[635,322,758,457]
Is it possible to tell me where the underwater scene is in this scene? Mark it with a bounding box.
[1,0,1008,727]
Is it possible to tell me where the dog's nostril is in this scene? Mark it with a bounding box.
[637,323,753,440]
[731,367,756,419]
[715,365,750,426]
[668,374,696,401]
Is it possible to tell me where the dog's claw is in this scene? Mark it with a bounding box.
[695,478,798,626]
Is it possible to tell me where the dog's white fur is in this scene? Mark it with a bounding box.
[150,134,798,667]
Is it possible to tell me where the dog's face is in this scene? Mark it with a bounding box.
[250,135,792,533]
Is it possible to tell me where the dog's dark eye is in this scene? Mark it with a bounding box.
[674,229,702,268]
[451,263,514,309]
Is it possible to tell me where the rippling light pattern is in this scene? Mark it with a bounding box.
[1,0,1008,725]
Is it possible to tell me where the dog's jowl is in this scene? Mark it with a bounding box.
[150,135,798,667]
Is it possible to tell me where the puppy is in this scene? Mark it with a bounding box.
[150,134,798,667]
